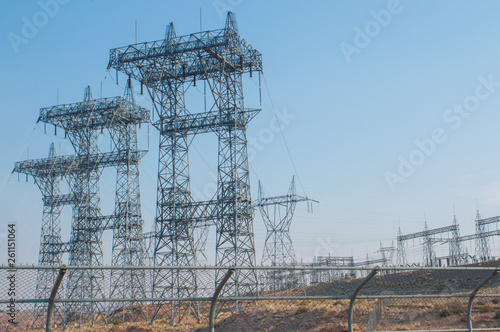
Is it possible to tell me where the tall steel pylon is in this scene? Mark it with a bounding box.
[108,12,263,322]
[257,177,315,266]
[13,143,66,327]
[256,177,316,291]
[423,222,436,267]
[396,227,407,266]
[108,79,150,319]
[378,241,396,267]
[475,209,491,262]
[449,214,463,265]
[34,85,149,325]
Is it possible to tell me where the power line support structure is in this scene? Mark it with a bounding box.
[108,12,263,322]
[12,143,66,327]
[397,222,460,267]
[256,177,317,290]
[30,85,149,325]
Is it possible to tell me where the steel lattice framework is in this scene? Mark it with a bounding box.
[14,85,150,324]
[12,143,66,326]
[396,221,461,267]
[108,12,262,321]
[256,177,315,267]
[255,177,316,291]
[475,212,494,261]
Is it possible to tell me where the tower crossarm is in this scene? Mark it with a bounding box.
[255,194,315,207]
[459,229,500,242]
[478,216,500,226]
[156,108,260,135]
[314,256,354,267]
[397,224,458,241]
[354,257,387,267]
[43,194,78,206]
[13,150,147,178]
[156,199,219,226]
[38,96,150,131]
[108,28,263,86]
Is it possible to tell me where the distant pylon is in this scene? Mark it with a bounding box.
[449,213,463,265]
[423,221,436,267]
[396,227,407,266]
[378,241,396,267]
[257,177,316,266]
[475,208,490,262]
[256,177,316,291]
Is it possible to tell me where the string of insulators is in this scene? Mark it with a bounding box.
[141,82,144,95]
[128,75,132,88]
[193,75,196,87]
[249,64,253,77]
[116,69,119,85]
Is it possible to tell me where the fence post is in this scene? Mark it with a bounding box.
[348,267,378,332]
[467,267,499,332]
[46,265,67,332]
[209,267,235,332]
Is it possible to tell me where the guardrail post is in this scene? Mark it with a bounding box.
[209,267,235,332]
[46,265,67,332]
[348,267,378,332]
[467,267,499,332]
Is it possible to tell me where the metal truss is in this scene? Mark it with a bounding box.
[475,212,493,262]
[256,177,316,266]
[397,221,461,267]
[14,85,149,325]
[256,177,316,290]
[107,80,149,320]
[13,144,66,327]
[108,12,262,322]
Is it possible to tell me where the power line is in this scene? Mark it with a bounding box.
[262,73,308,197]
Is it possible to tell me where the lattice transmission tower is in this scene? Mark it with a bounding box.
[14,85,149,325]
[12,143,66,326]
[257,177,316,266]
[475,209,491,262]
[256,177,316,291]
[396,227,407,266]
[108,12,262,322]
[107,80,150,320]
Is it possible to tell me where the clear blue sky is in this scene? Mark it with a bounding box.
[2,0,500,265]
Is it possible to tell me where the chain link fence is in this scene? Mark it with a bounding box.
[1,265,500,331]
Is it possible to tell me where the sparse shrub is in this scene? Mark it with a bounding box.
[492,299,499,305]
[494,311,500,320]
[434,300,465,317]
[112,318,123,326]
[477,303,494,313]
[295,304,309,315]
